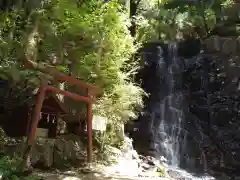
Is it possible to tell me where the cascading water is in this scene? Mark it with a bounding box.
[146,42,215,179]
[128,37,240,179]
[151,42,186,166]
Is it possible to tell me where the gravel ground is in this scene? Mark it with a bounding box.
[34,166,171,180]
[36,172,170,180]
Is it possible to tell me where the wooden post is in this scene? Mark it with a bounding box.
[87,91,93,163]
[22,59,99,169]
[55,113,59,137]
[22,81,46,172]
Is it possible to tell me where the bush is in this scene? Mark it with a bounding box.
[0,155,42,180]
[157,167,166,177]
[0,128,6,151]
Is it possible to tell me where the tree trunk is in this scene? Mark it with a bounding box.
[129,0,141,38]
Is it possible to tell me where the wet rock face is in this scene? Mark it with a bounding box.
[186,36,240,178]
[129,40,200,157]
[204,36,240,55]
[128,36,240,178]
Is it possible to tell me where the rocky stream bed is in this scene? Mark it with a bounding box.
[30,136,216,180]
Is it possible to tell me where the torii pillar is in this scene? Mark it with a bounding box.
[22,60,99,171]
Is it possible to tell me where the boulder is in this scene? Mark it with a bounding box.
[53,134,85,168]
[160,156,167,163]
[167,170,181,178]
[145,156,159,166]
[31,139,55,168]
[131,150,139,160]
[106,146,122,157]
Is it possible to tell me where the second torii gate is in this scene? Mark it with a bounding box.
[22,59,100,170]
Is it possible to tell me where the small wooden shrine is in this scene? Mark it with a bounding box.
[27,94,67,138]
[22,59,99,167]
[0,91,66,138]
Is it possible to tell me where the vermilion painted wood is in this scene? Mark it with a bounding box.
[87,90,93,162]
[23,59,99,93]
[22,82,46,172]
[46,86,92,103]
[23,59,98,164]
[27,85,94,163]
[27,82,47,145]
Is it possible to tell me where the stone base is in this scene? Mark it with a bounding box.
[3,134,86,169]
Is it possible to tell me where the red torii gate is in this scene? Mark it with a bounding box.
[22,59,100,170]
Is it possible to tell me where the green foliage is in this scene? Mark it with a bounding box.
[94,131,121,165]
[43,0,144,141]
[0,128,6,150]
[0,128,6,141]
[157,166,166,177]
[133,0,237,42]
[0,155,42,180]
[94,127,125,150]
[0,0,144,147]
[0,155,21,179]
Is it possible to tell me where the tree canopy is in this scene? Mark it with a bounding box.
[0,0,239,147]
[127,0,238,42]
[0,0,145,146]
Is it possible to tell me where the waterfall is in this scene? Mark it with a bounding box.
[144,42,217,180]
[150,42,186,166]
[128,40,227,179]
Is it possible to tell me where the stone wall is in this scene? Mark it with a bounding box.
[3,134,86,169]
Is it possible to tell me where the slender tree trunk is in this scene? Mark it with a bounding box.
[129,0,141,38]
